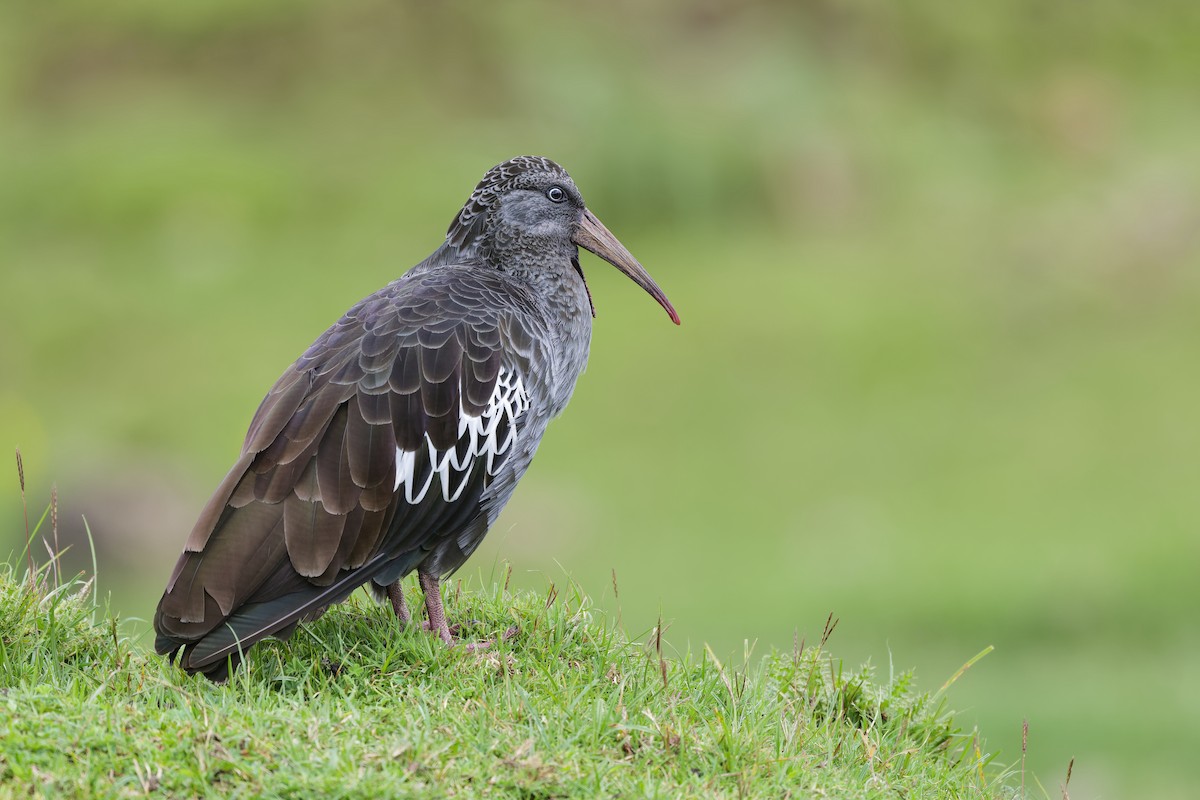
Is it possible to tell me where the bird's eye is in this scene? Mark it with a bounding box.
[546,186,566,203]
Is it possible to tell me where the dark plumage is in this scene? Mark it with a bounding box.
[154,155,678,680]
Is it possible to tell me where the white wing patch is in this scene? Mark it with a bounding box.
[394,368,531,505]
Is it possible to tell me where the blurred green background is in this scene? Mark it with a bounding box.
[3,1,1198,796]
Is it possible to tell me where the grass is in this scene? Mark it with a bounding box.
[0,547,1016,798]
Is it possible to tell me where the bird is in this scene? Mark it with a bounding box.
[153,155,679,680]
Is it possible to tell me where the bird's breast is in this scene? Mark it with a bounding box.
[543,291,593,418]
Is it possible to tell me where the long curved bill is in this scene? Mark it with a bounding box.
[573,209,680,325]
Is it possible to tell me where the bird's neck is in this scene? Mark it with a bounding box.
[483,225,573,272]
[417,234,592,415]
[419,232,593,336]
[488,228,593,404]
[484,230,591,325]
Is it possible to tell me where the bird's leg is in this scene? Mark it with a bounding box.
[418,569,456,646]
[418,569,518,650]
[386,581,411,625]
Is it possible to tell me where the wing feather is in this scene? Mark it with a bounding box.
[155,267,548,678]
[315,404,361,514]
[345,394,395,490]
[283,493,346,579]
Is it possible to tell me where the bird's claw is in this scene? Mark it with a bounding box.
[460,624,520,652]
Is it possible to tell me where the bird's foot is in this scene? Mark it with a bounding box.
[415,570,518,649]
[458,624,520,652]
[423,620,520,650]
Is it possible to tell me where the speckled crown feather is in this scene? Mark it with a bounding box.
[445,156,570,254]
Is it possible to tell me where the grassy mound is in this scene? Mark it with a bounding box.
[0,566,1011,798]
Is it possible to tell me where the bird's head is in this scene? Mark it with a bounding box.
[446,156,680,325]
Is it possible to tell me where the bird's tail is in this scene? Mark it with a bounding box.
[154,548,421,681]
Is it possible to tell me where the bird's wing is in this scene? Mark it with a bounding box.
[154,270,545,673]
